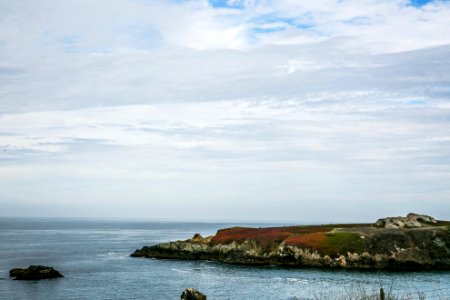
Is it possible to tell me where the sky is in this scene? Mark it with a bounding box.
[0,0,450,222]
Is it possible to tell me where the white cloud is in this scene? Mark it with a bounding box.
[1,98,450,219]
[1,0,450,219]
[1,97,449,167]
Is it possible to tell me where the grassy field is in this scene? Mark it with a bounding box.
[210,224,370,254]
[209,221,450,257]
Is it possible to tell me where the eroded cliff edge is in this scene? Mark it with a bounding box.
[131,214,450,270]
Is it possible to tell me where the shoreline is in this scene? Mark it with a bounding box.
[131,214,450,271]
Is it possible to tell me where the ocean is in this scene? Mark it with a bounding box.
[0,218,449,299]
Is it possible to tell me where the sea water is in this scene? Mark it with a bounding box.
[0,218,449,300]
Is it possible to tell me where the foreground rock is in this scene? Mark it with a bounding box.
[181,288,207,300]
[131,214,450,270]
[9,265,63,280]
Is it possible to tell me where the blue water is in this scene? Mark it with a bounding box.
[0,218,449,300]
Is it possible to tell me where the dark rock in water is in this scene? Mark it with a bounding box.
[9,265,63,280]
[180,288,207,300]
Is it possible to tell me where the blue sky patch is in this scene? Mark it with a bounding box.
[56,35,79,53]
[253,27,286,34]
[208,0,244,9]
[250,15,314,34]
[405,99,427,105]
[409,0,434,7]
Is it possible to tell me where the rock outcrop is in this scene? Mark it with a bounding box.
[131,214,450,270]
[181,288,207,300]
[9,265,63,280]
[375,213,437,229]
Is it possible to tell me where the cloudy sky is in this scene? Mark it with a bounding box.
[1,0,450,222]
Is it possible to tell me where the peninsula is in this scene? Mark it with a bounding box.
[131,213,450,270]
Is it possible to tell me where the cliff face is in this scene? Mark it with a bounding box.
[131,215,450,270]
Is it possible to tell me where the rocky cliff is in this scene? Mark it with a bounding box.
[131,214,450,270]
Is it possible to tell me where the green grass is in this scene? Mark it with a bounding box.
[321,232,365,256]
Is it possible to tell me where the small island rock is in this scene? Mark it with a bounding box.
[9,265,63,280]
[181,288,207,300]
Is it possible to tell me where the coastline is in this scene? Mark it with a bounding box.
[132,214,450,271]
[1,217,450,299]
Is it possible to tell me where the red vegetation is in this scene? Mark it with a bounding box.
[284,232,327,249]
[211,225,337,246]
[210,224,370,250]
[211,227,292,245]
